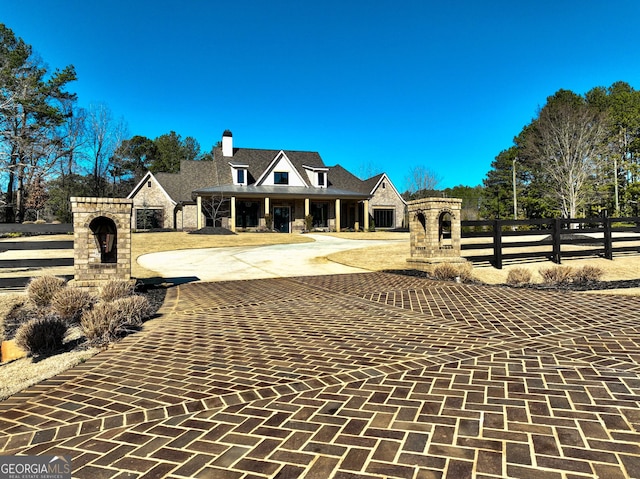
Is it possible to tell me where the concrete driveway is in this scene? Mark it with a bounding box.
[137,234,402,282]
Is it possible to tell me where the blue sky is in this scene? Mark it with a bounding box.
[3,0,639,191]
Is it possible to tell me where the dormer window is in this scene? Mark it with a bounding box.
[230,162,248,186]
[274,171,289,185]
[303,165,329,188]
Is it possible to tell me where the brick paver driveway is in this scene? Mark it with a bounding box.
[2,272,640,478]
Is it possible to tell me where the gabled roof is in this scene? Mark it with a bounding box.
[255,150,309,186]
[127,171,176,205]
[141,160,219,204]
[213,146,325,185]
[365,172,407,204]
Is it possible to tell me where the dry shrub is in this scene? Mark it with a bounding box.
[3,302,40,339]
[51,288,96,324]
[99,280,135,302]
[81,303,118,345]
[81,297,148,346]
[572,265,604,284]
[506,267,532,286]
[432,262,473,283]
[0,295,27,341]
[539,266,574,284]
[26,276,66,307]
[112,295,153,325]
[14,315,68,356]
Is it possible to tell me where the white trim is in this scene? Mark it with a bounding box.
[127,171,177,205]
[229,162,248,186]
[369,174,407,205]
[255,150,309,187]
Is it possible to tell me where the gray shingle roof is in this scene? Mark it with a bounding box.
[151,147,374,202]
[155,160,218,203]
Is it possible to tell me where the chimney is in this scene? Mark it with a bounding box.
[222,130,233,157]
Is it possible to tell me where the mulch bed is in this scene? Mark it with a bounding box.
[385,268,640,292]
[188,227,236,235]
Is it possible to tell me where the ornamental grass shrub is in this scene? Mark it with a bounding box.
[111,295,153,325]
[506,267,532,286]
[50,288,96,324]
[26,276,66,307]
[81,302,120,346]
[539,266,574,285]
[432,262,473,283]
[81,296,149,346]
[99,280,135,302]
[572,265,604,284]
[14,315,68,356]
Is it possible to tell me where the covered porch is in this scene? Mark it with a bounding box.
[192,186,371,233]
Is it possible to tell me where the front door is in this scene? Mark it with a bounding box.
[273,206,290,233]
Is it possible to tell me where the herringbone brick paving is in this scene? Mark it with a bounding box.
[2,271,640,478]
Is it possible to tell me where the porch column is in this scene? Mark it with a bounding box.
[304,198,310,217]
[363,199,370,232]
[230,196,236,232]
[264,197,270,228]
[196,196,202,229]
[335,198,341,232]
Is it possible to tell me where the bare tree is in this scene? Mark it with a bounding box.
[84,103,127,196]
[524,90,609,218]
[357,160,382,180]
[200,158,229,228]
[404,165,442,199]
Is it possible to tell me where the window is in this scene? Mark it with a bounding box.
[311,202,328,227]
[274,171,289,185]
[147,181,151,188]
[237,169,245,184]
[136,208,163,230]
[318,172,325,186]
[373,209,394,228]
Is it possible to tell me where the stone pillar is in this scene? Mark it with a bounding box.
[406,197,464,270]
[71,197,133,289]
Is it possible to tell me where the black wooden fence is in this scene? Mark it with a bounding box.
[0,224,74,289]
[461,217,640,269]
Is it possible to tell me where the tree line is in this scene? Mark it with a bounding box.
[2,23,639,225]
[403,83,640,221]
[480,83,640,220]
[0,24,212,223]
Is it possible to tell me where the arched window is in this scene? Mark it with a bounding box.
[439,211,452,247]
[90,216,117,263]
[417,212,426,232]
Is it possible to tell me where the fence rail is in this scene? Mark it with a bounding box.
[0,224,74,290]
[461,216,640,269]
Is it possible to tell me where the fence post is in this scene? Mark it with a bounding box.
[552,218,562,264]
[493,219,503,269]
[603,217,613,260]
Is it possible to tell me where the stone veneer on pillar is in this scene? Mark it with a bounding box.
[71,197,133,289]
[406,197,465,270]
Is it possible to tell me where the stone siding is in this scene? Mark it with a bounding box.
[370,180,406,229]
[130,178,175,229]
[71,197,133,289]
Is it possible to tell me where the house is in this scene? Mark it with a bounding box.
[127,131,406,232]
